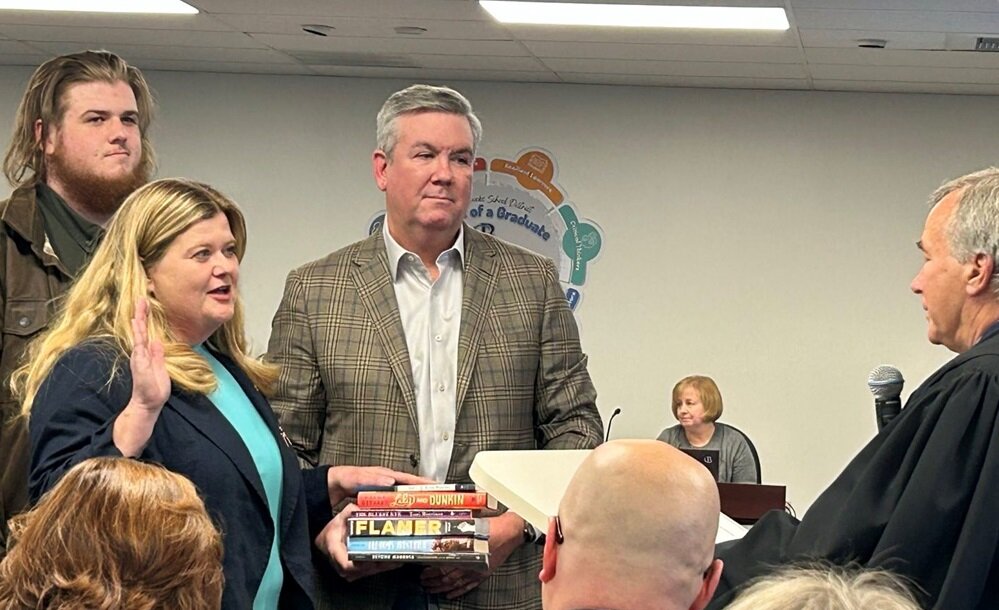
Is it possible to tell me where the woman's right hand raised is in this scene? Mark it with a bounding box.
[114,298,171,457]
[129,297,171,411]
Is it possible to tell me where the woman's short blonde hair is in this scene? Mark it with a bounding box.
[0,457,223,610]
[725,565,922,610]
[13,177,277,414]
[671,375,723,423]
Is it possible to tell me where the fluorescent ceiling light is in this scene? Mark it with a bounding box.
[0,0,197,13]
[479,1,789,30]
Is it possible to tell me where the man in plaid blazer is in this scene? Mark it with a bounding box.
[267,84,603,610]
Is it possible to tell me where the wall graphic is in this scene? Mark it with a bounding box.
[367,148,603,311]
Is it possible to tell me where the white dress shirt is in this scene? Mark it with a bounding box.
[384,227,464,482]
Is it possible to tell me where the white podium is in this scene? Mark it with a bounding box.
[469,449,747,543]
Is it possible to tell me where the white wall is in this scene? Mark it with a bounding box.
[3,66,996,513]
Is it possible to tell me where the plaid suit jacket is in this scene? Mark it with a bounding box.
[267,225,602,610]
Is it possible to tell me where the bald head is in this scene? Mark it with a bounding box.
[541,440,722,610]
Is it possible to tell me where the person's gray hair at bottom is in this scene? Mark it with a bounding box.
[723,564,923,610]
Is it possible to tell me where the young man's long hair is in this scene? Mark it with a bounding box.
[2,49,156,188]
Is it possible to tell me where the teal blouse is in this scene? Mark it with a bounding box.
[196,345,284,609]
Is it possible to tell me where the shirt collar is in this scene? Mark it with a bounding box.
[383,222,465,280]
[977,318,999,345]
[34,182,105,273]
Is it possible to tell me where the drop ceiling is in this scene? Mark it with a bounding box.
[1,0,998,94]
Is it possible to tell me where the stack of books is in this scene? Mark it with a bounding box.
[347,484,497,570]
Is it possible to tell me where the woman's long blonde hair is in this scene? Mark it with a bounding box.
[12,178,277,415]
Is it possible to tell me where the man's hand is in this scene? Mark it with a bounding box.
[420,511,526,599]
[314,502,403,581]
[326,466,430,506]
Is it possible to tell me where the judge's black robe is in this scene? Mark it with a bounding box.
[708,329,999,610]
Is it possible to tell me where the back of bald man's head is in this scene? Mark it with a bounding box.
[557,440,720,608]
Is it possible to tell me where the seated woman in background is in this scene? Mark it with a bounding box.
[656,375,759,483]
[14,179,419,609]
[0,456,222,610]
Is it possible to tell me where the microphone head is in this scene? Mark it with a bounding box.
[868,365,904,399]
[611,407,622,416]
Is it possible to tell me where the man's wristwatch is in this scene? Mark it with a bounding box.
[522,521,543,545]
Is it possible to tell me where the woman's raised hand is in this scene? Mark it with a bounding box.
[129,297,171,411]
[114,298,171,457]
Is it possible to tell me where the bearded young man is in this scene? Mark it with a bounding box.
[0,50,155,555]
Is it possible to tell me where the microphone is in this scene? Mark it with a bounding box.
[868,365,904,432]
[605,407,622,442]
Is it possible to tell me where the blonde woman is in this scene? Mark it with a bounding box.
[657,375,759,483]
[0,457,222,610]
[14,178,419,609]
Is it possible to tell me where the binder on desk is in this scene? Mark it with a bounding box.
[469,449,748,544]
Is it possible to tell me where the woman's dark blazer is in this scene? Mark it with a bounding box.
[27,341,333,610]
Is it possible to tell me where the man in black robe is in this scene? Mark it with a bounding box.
[708,166,999,610]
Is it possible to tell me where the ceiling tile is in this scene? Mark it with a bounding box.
[209,14,512,40]
[409,54,548,71]
[0,38,39,54]
[138,59,315,75]
[0,0,997,95]
[795,8,999,32]
[249,32,529,56]
[799,28,948,49]
[305,64,556,83]
[812,79,999,95]
[558,72,810,90]
[524,40,803,63]
[0,24,263,48]
[0,11,230,31]
[544,57,808,79]
[810,63,999,84]
[790,0,999,10]
[29,41,298,64]
[806,47,999,68]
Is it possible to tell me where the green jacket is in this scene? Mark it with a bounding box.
[0,184,73,555]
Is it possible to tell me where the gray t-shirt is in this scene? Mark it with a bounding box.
[657,422,759,483]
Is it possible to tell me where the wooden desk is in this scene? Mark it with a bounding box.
[718,482,786,525]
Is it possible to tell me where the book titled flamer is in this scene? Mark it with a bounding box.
[348,516,489,538]
[356,490,498,510]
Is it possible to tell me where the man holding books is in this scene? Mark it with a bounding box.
[267,84,603,610]
[540,440,723,610]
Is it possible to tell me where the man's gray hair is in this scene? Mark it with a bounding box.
[375,84,482,158]
[931,167,999,295]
